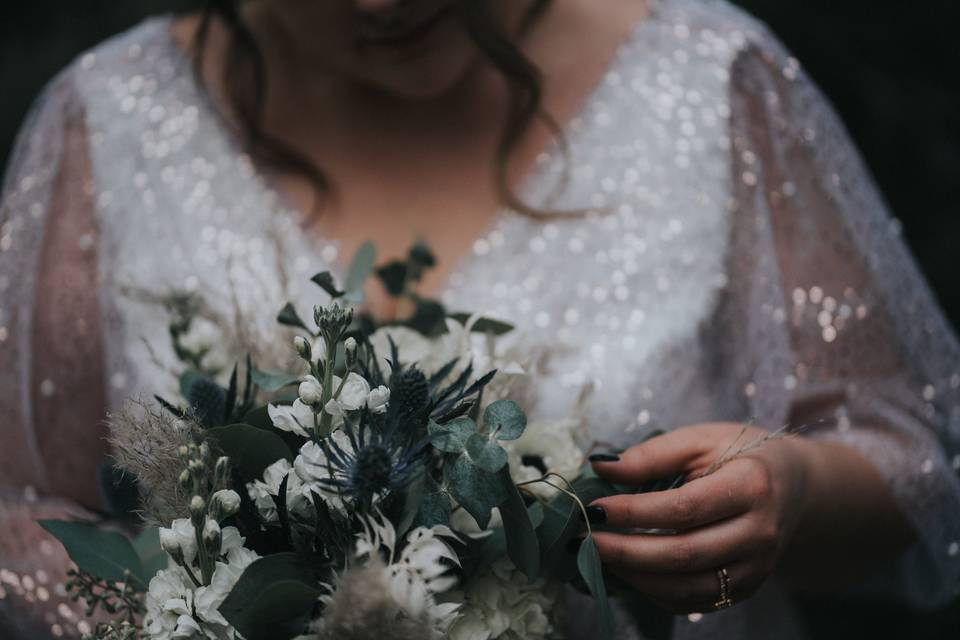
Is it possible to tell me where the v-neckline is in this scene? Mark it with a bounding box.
[152,5,660,303]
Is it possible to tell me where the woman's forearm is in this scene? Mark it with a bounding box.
[777,437,915,594]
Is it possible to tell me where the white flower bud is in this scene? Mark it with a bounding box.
[158,527,182,556]
[366,385,391,414]
[294,335,312,361]
[199,442,211,461]
[178,469,192,492]
[344,336,357,355]
[212,489,241,518]
[298,375,324,406]
[202,518,220,542]
[189,495,206,526]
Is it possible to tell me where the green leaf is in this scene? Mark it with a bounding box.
[133,527,169,577]
[415,475,452,529]
[311,271,345,298]
[429,418,476,453]
[251,368,302,393]
[219,553,324,640]
[577,536,614,640]
[396,473,425,538]
[277,303,310,331]
[483,399,527,441]
[376,261,408,296]
[345,241,377,294]
[449,313,515,336]
[208,424,294,482]
[38,520,146,589]
[465,433,508,473]
[178,369,206,400]
[445,454,506,530]
[407,299,447,337]
[497,467,540,580]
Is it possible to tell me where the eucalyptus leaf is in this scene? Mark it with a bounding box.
[483,399,527,441]
[133,527,169,577]
[428,418,476,453]
[251,368,302,393]
[465,433,508,473]
[497,467,540,580]
[219,553,324,640]
[38,520,146,589]
[311,271,345,298]
[415,475,452,529]
[277,303,310,331]
[208,424,294,482]
[445,454,506,530]
[345,241,377,293]
[577,536,614,640]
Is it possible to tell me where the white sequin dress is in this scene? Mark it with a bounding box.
[2,0,959,638]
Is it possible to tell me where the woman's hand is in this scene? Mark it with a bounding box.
[586,423,813,613]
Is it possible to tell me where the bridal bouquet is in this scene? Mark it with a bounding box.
[39,243,639,640]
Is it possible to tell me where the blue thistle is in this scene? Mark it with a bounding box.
[318,411,424,509]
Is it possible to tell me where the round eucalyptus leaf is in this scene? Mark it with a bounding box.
[465,432,508,473]
[483,399,527,440]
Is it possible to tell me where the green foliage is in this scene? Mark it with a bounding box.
[207,423,294,483]
[482,399,527,440]
[218,553,325,640]
[251,368,302,392]
[38,521,151,589]
[497,467,540,580]
[277,302,310,331]
[344,240,377,295]
[577,536,614,640]
[445,454,507,529]
[429,417,476,453]
[448,313,515,336]
[466,432,509,473]
[132,527,168,577]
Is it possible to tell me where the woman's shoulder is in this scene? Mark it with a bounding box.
[648,0,791,65]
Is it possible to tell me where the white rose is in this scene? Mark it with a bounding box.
[502,418,584,500]
[158,519,198,566]
[268,399,315,437]
[298,375,324,406]
[366,385,390,414]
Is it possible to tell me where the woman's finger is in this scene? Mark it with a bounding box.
[590,423,731,485]
[607,560,767,614]
[590,461,756,531]
[590,513,774,574]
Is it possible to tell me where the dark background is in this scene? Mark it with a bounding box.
[1,1,958,637]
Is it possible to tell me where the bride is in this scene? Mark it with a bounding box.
[2,0,958,637]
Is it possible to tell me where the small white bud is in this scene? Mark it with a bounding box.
[212,489,241,518]
[189,495,206,526]
[294,335,312,361]
[158,528,182,556]
[202,518,220,542]
[344,337,357,355]
[298,375,324,406]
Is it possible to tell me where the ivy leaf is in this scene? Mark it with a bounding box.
[445,454,506,529]
[219,553,325,640]
[251,368,302,393]
[345,241,377,294]
[277,303,310,331]
[38,521,147,589]
[428,418,476,453]
[310,271,345,298]
[497,467,539,580]
[483,399,527,441]
[577,536,614,640]
[465,433,508,473]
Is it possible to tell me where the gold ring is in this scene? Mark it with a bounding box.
[713,567,734,610]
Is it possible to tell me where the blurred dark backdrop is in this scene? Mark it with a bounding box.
[1,2,959,636]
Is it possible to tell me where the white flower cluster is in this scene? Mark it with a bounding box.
[445,558,559,640]
[144,515,259,640]
[267,370,390,439]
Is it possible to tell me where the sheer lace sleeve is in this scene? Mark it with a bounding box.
[716,21,960,608]
[0,67,110,637]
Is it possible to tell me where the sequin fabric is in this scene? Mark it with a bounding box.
[2,0,959,637]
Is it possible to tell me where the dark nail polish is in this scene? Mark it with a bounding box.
[589,453,620,463]
[566,536,585,554]
[585,505,607,525]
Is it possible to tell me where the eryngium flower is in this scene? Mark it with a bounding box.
[317,415,423,506]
